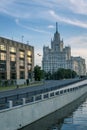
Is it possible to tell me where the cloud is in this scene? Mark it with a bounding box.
[72,48,87,57]
[0,0,87,29]
[48,10,87,28]
[65,35,87,48]
[69,0,87,15]
[15,18,50,34]
[0,0,31,19]
[48,25,55,29]
[53,0,87,16]
[15,18,19,24]
[64,34,87,65]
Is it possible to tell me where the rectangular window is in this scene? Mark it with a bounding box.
[28,64,32,71]
[20,71,25,79]
[9,47,16,53]
[20,60,24,66]
[0,53,6,60]
[28,71,31,79]
[27,51,32,56]
[0,61,6,71]
[27,57,32,63]
[10,61,16,71]
[0,45,6,51]
[19,51,24,58]
[10,73,16,79]
[0,72,6,79]
[10,54,16,61]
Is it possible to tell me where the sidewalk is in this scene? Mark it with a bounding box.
[0,81,44,92]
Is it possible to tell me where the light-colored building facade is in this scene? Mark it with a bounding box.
[71,56,86,76]
[0,37,34,84]
[42,23,86,76]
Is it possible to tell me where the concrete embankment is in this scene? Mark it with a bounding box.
[0,79,87,130]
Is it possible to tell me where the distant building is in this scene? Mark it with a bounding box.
[71,56,86,76]
[42,23,86,76]
[0,37,34,84]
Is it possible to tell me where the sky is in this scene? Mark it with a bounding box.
[0,0,87,68]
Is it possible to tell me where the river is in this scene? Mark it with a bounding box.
[20,93,87,130]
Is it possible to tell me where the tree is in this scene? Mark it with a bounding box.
[34,65,44,81]
[45,71,52,80]
[47,68,77,80]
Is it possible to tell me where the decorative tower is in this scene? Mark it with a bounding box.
[56,22,58,33]
[51,22,61,51]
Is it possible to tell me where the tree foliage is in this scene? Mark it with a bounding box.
[45,68,77,80]
[34,65,44,81]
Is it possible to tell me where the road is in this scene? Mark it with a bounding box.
[0,78,82,110]
[0,78,80,98]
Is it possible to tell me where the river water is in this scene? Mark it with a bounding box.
[21,93,87,130]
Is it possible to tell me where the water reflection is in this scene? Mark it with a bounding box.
[20,93,87,130]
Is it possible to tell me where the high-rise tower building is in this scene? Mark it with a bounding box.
[42,23,86,76]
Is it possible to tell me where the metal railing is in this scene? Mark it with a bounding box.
[0,83,87,111]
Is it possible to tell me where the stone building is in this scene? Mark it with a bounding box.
[0,37,34,84]
[42,23,86,76]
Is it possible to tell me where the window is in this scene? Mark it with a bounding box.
[28,71,31,79]
[10,62,16,71]
[28,64,32,70]
[10,73,16,79]
[10,54,16,61]
[27,51,32,56]
[20,60,24,66]
[20,71,25,79]
[0,53,6,60]
[27,57,32,63]
[9,47,16,53]
[0,61,6,71]
[19,51,24,58]
[0,45,6,51]
[0,72,6,79]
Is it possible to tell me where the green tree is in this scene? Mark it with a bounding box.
[34,65,44,81]
[56,68,66,79]
[51,68,77,80]
[72,70,77,78]
[45,71,52,80]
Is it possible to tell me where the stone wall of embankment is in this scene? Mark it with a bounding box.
[0,80,87,130]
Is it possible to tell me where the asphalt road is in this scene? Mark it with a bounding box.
[0,78,80,99]
[0,78,84,110]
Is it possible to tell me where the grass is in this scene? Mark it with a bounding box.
[0,81,44,92]
[0,85,16,91]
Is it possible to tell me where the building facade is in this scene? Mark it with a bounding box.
[42,23,86,76]
[0,37,34,84]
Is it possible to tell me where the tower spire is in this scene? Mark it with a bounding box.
[56,22,58,33]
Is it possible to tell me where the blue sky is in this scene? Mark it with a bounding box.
[0,0,87,67]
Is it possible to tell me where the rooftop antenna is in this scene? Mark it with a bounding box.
[27,41,29,45]
[22,35,24,43]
